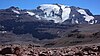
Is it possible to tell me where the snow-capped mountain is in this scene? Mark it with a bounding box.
[36,4,96,24]
[0,4,100,42]
[0,4,99,24]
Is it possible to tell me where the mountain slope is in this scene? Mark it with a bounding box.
[0,4,100,46]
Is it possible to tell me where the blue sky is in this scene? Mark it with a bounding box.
[0,0,100,15]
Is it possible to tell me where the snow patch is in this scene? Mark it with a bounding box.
[26,11,35,16]
[78,9,94,23]
[75,20,78,24]
[0,31,7,34]
[43,16,61,23]
[72,15,75,17]
[90,21,94,24]
[72,19,75,24]
[12,9,20,14]
[83,16,94,22]
[16,15,19,17]
[78,9,88,16]
[62,7,71,22]
[39,4,60,16]
[35,15,41,20]
[51,17,61,23]
[95,20,98,23]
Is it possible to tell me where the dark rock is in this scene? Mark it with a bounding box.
[0,47,13,55]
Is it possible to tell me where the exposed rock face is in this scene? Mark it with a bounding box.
[94,15,100,23]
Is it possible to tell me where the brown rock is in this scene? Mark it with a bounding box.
[0,47,13,55]
[14,47,22,56]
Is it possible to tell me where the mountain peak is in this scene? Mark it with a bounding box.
[37,4,95,24]
[7,6,20,10]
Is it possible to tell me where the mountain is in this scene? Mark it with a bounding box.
[0,4,99,24]
[0,4,100,46]
[36,4,95,24]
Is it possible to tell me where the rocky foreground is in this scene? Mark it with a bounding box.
[0,44,100,56]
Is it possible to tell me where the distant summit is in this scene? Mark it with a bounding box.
[7,6,20,10]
